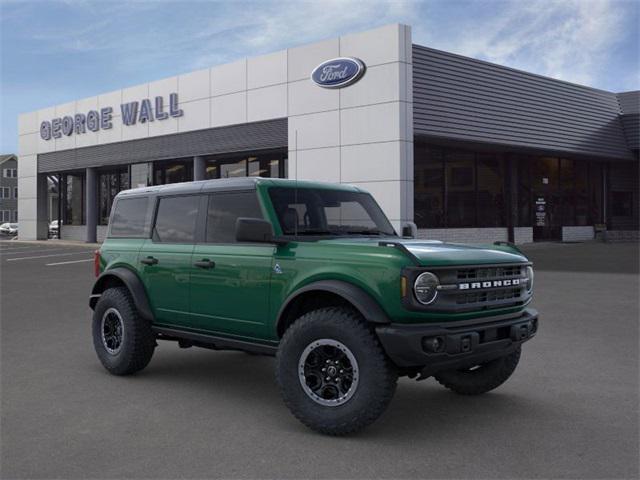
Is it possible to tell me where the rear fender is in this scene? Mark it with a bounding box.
[89,267,154,322]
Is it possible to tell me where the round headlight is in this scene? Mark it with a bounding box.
[414,272,439,305]
[525,266,534,293]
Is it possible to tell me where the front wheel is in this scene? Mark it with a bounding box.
[276,307,398,436]
[434,348,521,395]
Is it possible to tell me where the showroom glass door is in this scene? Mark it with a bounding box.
[532,157,561,241]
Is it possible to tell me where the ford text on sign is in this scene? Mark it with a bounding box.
[311,57,366,89]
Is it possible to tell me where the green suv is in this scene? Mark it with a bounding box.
[90,178,538,435]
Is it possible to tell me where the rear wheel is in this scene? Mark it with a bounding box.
[92,287,155,375]
[434,348,521,395]
[276,307,397,435]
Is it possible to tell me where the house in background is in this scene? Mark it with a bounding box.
[0,154,18,223]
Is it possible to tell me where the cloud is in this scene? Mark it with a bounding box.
[414,0,637,89]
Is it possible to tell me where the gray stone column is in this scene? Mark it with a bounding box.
[36,174,49,240]
[193,156,206,181]
[85,167,97,243]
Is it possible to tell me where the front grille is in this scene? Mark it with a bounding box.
[456,287,521,305]
[457,265,522,280]
[405,262,532,313]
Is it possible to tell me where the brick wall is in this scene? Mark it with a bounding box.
[417,227,508,244]
[562,226,594,242]
[604,230,639,242]
[514,227,533,245]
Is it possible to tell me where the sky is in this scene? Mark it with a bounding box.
[1,0,638,153]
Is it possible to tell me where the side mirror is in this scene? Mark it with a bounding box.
[402,221,418,239]
[236,217,280,244]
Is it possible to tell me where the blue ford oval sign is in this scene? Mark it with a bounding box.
[311,57,366,89]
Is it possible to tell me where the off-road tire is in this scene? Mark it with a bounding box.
[276,307,398,436]
[434,348,521,395]
[92,287,155,375]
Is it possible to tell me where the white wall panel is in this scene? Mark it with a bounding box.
[288,110,340,151]
[248,50,287,89]
[178,98,210,132]
[17,154,37,178]
[98,89,122,110]
[121,118,149,141]
[179,68,210,102]
[288,38,340,82]
[36,107,56,154]
[76,129,99,148]
[18,112,38,135]
[289,147,341,183]
[97,119,123,144]
[211,59,246,96]
[149,114,179,137]
[341,141,403,182]
[18,133,38,156]
[211,92,247,127]
[247,84,287,122]
[288,79,339,116]
[341,102,402,145]
[149,76,178,99]
[340,24,403,67]
[339,62,401,109]
[122,84,148,104]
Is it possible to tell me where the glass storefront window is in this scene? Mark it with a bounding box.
[574,160,589,226]
[414,144,507,229]
[220,158,247,178]
[415,141,613,236]
[98,167,130,225]
[62,173,85,226]
[516,157,532,227]
[445,151,476,227]
[205,151,286,180]
[153,159,193,185]
[414,145,444,228]
[559,158,576,225]
[608,162,639,230]
[477,154,505,227]
[589,162,604,225]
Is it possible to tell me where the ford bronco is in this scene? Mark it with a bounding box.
[90,178,538,435]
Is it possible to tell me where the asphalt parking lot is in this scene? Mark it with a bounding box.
[1,240,638,479]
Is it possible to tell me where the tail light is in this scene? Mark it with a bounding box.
[94,250,101,277]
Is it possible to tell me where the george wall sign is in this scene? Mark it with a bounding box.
[311,57,366,89]
[40,93,184,140]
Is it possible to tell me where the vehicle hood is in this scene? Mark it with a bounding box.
[319,237,528,266]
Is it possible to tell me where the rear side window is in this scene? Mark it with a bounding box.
[153,195,200,243]
[109,197,149,237]
[206,191,262,243]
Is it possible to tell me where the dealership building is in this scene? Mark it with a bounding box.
[17,24,639,243]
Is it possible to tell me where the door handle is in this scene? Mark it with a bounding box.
[194,259,215,269]
[140,256,159,265]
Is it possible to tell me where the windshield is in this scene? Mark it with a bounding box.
[268,187,396,237]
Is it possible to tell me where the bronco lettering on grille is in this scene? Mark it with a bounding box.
[459,279,521,290]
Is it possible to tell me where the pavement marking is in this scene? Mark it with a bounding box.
[6,251,93,262]
[0,247,63,254]
[0,248,90,256]
[46,258,93,266]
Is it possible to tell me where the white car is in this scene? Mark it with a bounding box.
[49,220,60,238]
[0,223,18,235]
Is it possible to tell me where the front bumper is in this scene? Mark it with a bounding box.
[376,308,538,376]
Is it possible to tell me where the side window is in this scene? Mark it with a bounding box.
[154,195,200,243]
[109,197,149,237]
[206,191,262,243]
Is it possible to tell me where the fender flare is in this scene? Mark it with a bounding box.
[89,267,154,322]
[276,280,391,336]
